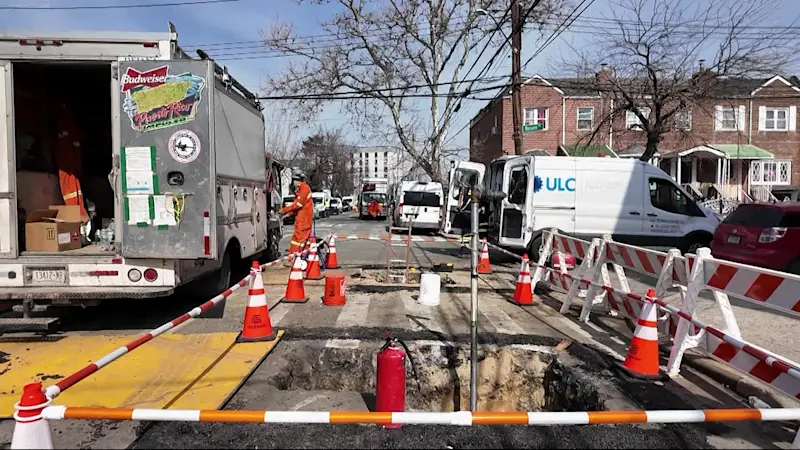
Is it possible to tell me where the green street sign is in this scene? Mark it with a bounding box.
[523,123,543,133]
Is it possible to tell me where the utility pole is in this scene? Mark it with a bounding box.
[511,0,524,155]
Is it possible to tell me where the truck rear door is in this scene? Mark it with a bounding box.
[499,156,535,248]
[0,60,16,259]
[117,60,217,259]
[443,162,485,234]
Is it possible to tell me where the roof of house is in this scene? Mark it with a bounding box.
[558,144,618,157]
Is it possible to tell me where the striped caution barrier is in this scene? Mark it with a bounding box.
[528,228,800,404]
[37,405,800,425]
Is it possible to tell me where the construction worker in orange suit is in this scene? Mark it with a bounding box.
[53,102,89,223]
[279,169,313,264]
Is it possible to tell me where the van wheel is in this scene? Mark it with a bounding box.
[528,235,543,262]
[681,234,712,254]
[786,259,800,276]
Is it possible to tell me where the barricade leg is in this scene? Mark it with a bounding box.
[531,230,555,287]
[667,249,708,376]
[793,427,799,449]
[560,238,599,314]
[578,238,609,323]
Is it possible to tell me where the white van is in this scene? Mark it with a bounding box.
[392,181,444,230]
[446,156,722,255]
[311,192,328,218]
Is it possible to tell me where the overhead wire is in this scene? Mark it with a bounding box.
[0,0,240,10]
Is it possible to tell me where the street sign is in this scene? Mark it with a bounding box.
[523,123,543,133]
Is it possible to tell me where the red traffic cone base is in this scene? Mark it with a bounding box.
[323,274,347,306]
[237,262,277,343]
[282,255,309,303]
[617,288,665,380]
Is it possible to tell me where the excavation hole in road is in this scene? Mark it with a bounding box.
[267,340,607,412]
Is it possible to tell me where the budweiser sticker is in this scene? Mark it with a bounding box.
[121,65,206,133]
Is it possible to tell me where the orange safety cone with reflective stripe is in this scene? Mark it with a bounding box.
[477,238,491,274]
[11,382,54,449]
[326,233,340,269]
[281,255,309,303]
[305,237,324,280]
[237,261,277,342]
[618,288,663,379]
[511,254,534,306]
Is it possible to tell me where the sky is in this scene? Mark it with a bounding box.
[1,0,799,160]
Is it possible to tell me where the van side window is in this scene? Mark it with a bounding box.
[648,178,695,215]
[508,167,528,205]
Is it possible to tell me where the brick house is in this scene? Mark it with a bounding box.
[469,70,799,202]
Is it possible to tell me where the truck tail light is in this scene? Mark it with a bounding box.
[758,227,787,243]
[128,269,142,282]
[143,269,159,282]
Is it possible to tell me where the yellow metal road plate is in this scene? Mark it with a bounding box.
[0,330,283,417]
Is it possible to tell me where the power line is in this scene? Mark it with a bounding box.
[257,82,509,101]
[0,0,240,10]
[522,0,597,71]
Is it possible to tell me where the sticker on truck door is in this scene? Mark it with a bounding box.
[121,65,206,132]
[168,129,201,163]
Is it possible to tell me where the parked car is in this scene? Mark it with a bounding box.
[710,202,800,275]
[342,196,354,211]
[330,197,343,215]
[392,181,444,231]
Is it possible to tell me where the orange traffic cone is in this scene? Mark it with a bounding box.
[326,233,340,269]
[511,254,534,306]
[618,288,663,379]
[305,237,324,280]
[477,238,491,274]
[11,382,54,449]
[237,261,277,342]
[281,256,309,303]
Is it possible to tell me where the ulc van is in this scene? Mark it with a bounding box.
[445,156,722,257]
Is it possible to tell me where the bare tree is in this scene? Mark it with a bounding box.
[264,103,302,164]
[560,0,797,162]
[297,129,355,196]
[262,0,564,183]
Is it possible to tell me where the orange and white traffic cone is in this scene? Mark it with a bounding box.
[281,255,309,303]
[305,237,324,280]
[477,238,491,274]
[11,382,54,449]
[618,288,663,379]
[511,254,534,306]
[237,261,277,343]
[326,233,340,269]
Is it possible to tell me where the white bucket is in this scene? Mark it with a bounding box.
[418,273,441,306]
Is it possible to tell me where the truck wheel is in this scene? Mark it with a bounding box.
[188,248,233,319]
[265,228,281,263]
[680,233,712,254]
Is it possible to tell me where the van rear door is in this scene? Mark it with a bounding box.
[499,156,535,248]
[117,60,217,259]
[0,60,17,258]
[444,162,485,234]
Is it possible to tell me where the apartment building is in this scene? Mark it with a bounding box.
[352,147,425,188]
[469,69,800,201]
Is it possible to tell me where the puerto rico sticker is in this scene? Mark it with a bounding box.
[121,65,206,132]
[168,129,201,163]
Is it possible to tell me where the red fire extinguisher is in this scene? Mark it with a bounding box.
[376,335,415,429]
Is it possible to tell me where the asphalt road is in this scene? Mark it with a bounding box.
[1,213,795,449]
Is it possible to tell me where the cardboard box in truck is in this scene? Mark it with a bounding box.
[25,205,82,252]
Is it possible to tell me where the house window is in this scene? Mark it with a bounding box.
[492,115,499,135]
[763,107,789,131]
[715,105,744,131]
[750,160,792,185]
[625,107,650,130]
[577,107,593,130]
[674,108,692,131]
[524,107,548,130]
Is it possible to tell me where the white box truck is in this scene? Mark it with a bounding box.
[445,155,722,256]
[0,26,283,327]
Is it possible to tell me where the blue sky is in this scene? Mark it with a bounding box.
[2,0,798,157]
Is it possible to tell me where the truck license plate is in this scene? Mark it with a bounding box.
[727,235,741,244]
[30,268,67,285]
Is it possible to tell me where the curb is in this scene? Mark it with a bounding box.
[681,348,800,408]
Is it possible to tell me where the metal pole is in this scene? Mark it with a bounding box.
[469,199,479,412]
[511,0,524,156]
